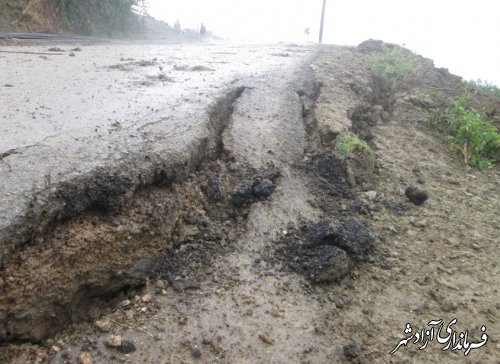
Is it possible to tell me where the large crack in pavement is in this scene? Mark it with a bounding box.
[0,45,385,363]
[0,85,254,342]
[42,55,382,364]
[2,41,496,364]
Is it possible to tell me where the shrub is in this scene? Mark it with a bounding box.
[467,79,500,99]
[335,134,373,156]
[366,45,417,85]
[428,92,500,169]
[53,0,144,36]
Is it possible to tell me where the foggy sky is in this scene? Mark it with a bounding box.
[148,0,500,86]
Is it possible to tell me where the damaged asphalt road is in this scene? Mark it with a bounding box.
[1,39,497,364]
[0,41,315,268]
[0,41,322,342]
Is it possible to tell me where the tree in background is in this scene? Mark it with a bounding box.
[54,0,147,36]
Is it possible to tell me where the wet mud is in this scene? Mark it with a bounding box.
[271,218,375,283]
[0,85,258,343]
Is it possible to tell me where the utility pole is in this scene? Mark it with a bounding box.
[318,0,326,43]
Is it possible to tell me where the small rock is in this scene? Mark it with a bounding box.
[386,225,398,233]
[405,185,428,205]
[206,179,223,201]
[69,52,76,57]
[191,347,202,358]
[471,243,481,250]
[171,278,200,291]
[343,342,361,359]
[95,320,111,332]
[45,338,55,348]
[306,199,318,208]
[105,335,122,348]
[388,251,400,258]
[364,190,377,200]
[155,279,167,289]
[49,345,61,354]
[411,219,430,228]
[120,299,131,307]
[441,300,457,312]
[61,350,72,359]
[258,332,275,345]
[118,340,136,353]
[48,47,64,52]
[202,337,211,345]
[252,178,274,198]
[142,293,152,303]
[71,47,82,51]
[334,297,345,309]
[262,169,280,181]
[78,352,93,364]
[183,225,200,237]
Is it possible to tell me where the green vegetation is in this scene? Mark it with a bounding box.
[366,45,417,85]
[427,90,444,103]
[429,92,500,169]
[466,79,500,98]
[53,0,146,36]
[335,134,373,156]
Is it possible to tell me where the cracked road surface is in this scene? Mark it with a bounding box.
[1,40,498,364]
[0,41,315,266]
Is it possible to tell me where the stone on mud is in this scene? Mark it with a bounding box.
[229,171,279,207]
[405,185,428,205]
[307,218,374,259]
[229,181,253,207]
[274,217,374,284]
[191,347,202,358]
[78,351,94,364]
[303,245,352,283]
[252,178,274,198]
[206,179,223,201]
[297,152,352,198]
[105,335,122,348]
[343,342,361,359]
[95,320,111,333]
[117,340,136,353]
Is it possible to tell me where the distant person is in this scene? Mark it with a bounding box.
[200,23,207,37]
[304,27,310,41]
[174,19,181,33]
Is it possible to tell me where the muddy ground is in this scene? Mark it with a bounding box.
[0,41,499,363]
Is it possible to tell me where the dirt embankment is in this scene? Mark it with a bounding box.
[0,0,178,39]
[0,0,64,33]
[0,41,498,363]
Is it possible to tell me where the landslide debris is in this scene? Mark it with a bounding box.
[0,86,264,343]
[273,218,375,283]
